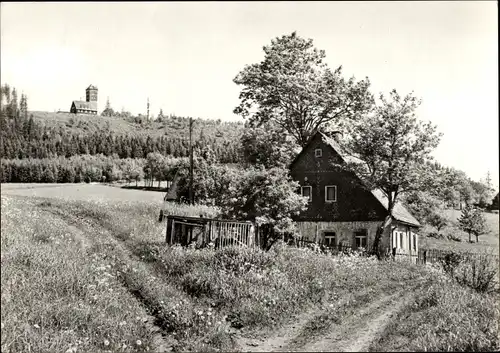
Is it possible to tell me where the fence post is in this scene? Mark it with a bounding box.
[166,217,171,243]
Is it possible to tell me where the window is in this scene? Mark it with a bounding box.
[399,233,404,249]
[413,234,417,251]
[354,230,367,249]
[301,186,312,202]
[325,186,337,202]
[315,148,322,157]
[324,232,336,247]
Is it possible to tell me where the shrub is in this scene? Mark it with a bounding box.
[454,254,498,293]
[370,274,499,352]
[438,251,464,277]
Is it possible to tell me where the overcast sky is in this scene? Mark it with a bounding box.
[1,1,498,186]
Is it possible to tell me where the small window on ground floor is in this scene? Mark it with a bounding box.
[323,232,336,247]
[354,229,367,249]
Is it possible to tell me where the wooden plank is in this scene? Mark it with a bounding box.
[170,219,175,245]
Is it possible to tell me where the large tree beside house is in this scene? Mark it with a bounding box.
[240,122,300,169]
[342,90,442,256]
[233,32,374,147]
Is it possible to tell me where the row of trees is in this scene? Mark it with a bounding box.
[0,153,185,186]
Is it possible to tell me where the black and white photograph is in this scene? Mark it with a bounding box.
[1,1,498,352]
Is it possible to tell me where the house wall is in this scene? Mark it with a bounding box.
[391,222,419,262]
[297,221,382,248]
[290,133,388,222]
[297,220,418,258]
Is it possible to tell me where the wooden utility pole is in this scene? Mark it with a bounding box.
[189,117,194,205]
[147,97,150,121]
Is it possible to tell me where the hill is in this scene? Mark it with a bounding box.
[419,208,499,253]
[30,110,244,140]
[1,107,244,162]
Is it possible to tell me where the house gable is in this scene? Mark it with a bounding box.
[290,132,388,222]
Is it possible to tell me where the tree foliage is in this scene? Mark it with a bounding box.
[402,190,445,225]
[427,212,448,232]
[101,97,115,117]
[175,152,235,207]
[233,32,374,146]
[240,122,299,168]
[490,192,499,210]
[174,153,308,234]
[219,167,309,233]
[342,90,441,256]
[458,205,488,243]
[344,90,442,214]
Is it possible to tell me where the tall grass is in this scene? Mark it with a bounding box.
[4,192,496,352]
[1,195,155,352]
[369,266,499,352]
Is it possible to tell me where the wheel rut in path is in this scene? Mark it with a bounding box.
[237,290,411,353]
[299,291,407,352]
[41,205,173,353]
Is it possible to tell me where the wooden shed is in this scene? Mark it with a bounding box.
[165,215,262,249]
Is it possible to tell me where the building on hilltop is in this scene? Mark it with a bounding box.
[70,85,98,114]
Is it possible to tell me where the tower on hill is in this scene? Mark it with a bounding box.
[70,84,98,114]
[86,85,98,102]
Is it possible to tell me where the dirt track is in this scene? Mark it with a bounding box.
[237,290,410,352]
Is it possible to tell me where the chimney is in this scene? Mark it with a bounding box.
[332,130,343,142]
[324,130,343,142]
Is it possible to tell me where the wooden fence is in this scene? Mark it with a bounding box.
[416,248,499,265]
[294,238,365,255]
[165,215,262,249]
[294,238,499,266]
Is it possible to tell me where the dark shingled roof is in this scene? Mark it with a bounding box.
[370,189,421,227]
[72,101,97,111]
[319,131,365,165]
[294,130,421,227]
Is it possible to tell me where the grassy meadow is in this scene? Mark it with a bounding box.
[1,184,499,352]
[419,208,499,254]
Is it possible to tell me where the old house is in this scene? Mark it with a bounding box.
[290,130,420,259]
[70,85,98,114]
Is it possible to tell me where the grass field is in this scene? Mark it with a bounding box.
[419,208,499,254]
[1,183,165,204]
[1,184,498,352]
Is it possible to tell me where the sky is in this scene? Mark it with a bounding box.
[1,1,498,186]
